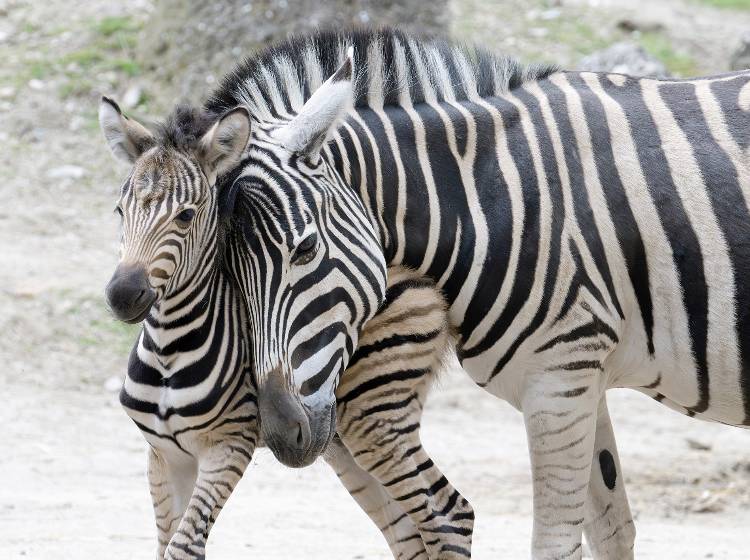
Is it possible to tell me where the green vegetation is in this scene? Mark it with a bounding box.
[542,19,610,60]
[13,14,144,100]
[62,294,140,357]
[639,31,698,77]
[695,0,750,9]
[92,16,139,37]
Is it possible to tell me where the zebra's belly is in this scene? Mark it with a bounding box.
[456,303,749,426]
[628,355,749,426]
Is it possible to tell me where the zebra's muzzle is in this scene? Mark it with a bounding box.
[258,367,336,468]
[105,263,157,324]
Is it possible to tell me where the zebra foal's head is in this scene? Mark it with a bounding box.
[220,49,387,466]
[100,98,250,322]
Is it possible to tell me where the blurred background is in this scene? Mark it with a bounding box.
[1,0,749,558]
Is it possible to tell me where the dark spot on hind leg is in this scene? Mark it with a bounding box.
[599,449,617,490]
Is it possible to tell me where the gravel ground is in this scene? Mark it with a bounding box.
[2,0,749,558]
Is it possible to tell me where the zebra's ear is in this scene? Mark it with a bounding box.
[198,106,251,182]
[274,47,354,162]
[98,96,155,164]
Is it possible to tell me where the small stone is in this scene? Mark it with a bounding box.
[691,490,725,513]
[28,79,45,90]
[104,375,123,393]
[122,85,142,109]
[686,438,712,451]
[46,165,87,180]
[540,8,561,20]
[617,17,664,34]
[0,86,15,98]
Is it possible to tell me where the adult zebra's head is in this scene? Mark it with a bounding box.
[224,51,387,466]
[99,98,250,323]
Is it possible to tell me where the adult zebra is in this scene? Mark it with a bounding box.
[196,29,750,559]
[99,101,474,558]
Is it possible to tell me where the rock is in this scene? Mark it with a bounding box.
[578,42,670,78]
[121,85,142,109]
[28,79,45,90]
[730,31,750,71]
[138,0,450,105]
[46,165,87,180]
[0,86,15,98]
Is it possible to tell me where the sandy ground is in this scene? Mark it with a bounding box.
[1,0,750,558]
[2,375,749,559]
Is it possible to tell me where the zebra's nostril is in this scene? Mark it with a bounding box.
[295,423,304,447]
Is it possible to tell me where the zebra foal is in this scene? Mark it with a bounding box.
[100,99,473,559]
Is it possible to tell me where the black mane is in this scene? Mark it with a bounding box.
[154,104,215,152]
[205,28,557,118]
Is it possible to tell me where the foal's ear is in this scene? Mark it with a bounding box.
[198,106,251,182]
[274,47,354,162]
[98,97,155,164]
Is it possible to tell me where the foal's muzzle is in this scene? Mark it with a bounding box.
[105,263,157,324]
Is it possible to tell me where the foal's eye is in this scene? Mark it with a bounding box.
[175,208,196,226]
[114,206,123,217]
[292,232,318,265]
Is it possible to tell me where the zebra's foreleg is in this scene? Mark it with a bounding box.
[582,395,635,560]
[162,439,254,560]
[522,365,602,560]
[325,435,429,560]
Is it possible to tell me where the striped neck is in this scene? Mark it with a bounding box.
[141,235,240,366]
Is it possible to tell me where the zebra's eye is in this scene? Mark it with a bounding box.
[114,206,123,217]
[175,208,195,227]
[292,232,318,265]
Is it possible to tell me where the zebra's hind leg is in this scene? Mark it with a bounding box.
[522,363,603,560]
[325,436,428,560]
[582,395,635,559]
[336,267,474,559]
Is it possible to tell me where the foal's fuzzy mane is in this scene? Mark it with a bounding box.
[204,28,557,121]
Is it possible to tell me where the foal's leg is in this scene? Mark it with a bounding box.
[148,448,197,559]
[161,437,255,560]
[162,388,258,560]
[337,267,474,559]
[582,395,635,559]
[325,436,428,560]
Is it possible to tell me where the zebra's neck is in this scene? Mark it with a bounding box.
[328,95,513,306]
[140,239,245,377]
